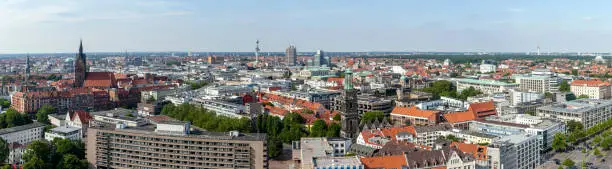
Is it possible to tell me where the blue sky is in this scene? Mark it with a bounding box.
[1,0,612,53]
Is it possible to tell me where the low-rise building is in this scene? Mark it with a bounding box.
[570,79,611,99]
[292,137,353,169]
[45,125,82,141]
[455,78,518,95]
[0,122,46,164]
[190,98,250,118]
[390,106,441,126]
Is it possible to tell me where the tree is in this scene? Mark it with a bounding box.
[566,93,577,101]
[361,111,385,123]
[0,165,10,169]
[445,135,462,142]
[309,120,327,137]
[326,123,341,137]
[559,80,570,92]
[544,92,553,99]
[22,156,45,169]
[333,114,341,121]
[0,99,9,108]
[37,105,56,114]
[593,148,601,156]
[267,137,283,159]
[562,159,575,167]
[578,94,590,99]
[571,69,579,76]
[57,154,88,169]
[566,120,584,133]
[552,133,567,152]
[36,111,49,124]
[0,138,7,164]
[23,141,50,163]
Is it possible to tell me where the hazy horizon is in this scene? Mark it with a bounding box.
[2,0,612,53]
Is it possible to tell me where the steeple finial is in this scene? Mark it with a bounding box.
[79,39,83,54]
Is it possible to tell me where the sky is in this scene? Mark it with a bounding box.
[1,0,612,53]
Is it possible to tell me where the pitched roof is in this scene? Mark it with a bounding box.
[360,155,407,169]
[84,72,117,88]
[450,142,488,161]
[69,110,92,125]
[391,106,439,120]
[443,111,477,123]
[571,79,610,87]
[468,101,496,117]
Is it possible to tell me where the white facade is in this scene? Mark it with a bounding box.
[514,75,560,93]
[491,133,541,169]
[455,79,518,95]
[479,64,497,73]
[509,89,543,106]
[571,82,611,99]
[190,99,248,118]
[45,126,82,141]
[0,122,45,164]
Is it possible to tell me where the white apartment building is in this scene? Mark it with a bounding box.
[570,79,611,99]
[0,122,45,164]
[292,137,353,169]
[190,99,249,118]
[455,79,518,95]
[537,99,612,128]
[514,75,560,93]
[45,126,82,141]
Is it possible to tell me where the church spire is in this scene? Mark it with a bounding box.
[79,39,83,54]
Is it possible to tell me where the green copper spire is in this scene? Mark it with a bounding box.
[343,69,353,90]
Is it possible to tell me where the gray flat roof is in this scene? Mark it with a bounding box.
[49,125,80,134]
[0,122,46,135]
[537,99,612,113]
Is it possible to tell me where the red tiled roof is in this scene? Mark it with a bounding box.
[69,110,92,125]
[391,106,439,121]
[360,155,406,169]
[84,72,116,88]
[450,142,488,161]
[468,101,496,118]
[571,79,610,87]
[443,111,476,123]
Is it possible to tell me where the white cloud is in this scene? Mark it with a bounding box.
[583,16,593,21]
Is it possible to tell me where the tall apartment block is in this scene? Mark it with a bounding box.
[86,118,268,169]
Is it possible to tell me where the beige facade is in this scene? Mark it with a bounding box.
[571,82,611,99]
[86,127,268,169]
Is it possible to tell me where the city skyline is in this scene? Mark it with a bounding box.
[3,0,612,53]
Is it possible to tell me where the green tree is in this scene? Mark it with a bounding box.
[566,93,577,101]
[23,156,45,169]
[267,137,283,159]
[544,92,553,99]
[562,159,575,167]
[326,123,341,137]
[566,120,584,133]
[361,111,385,123]
[0,138,7,164]
[309,120,327,137]
[37,104,56,114]
[23,140,50,163]
[571,69,579,76]
[559,80,570,92]
[1,165,10,169]
[445,135,463,142]
[552,133,567,152]
[0,99,10,108]
[593,148,601,156]
[578,94,590,99]
[525,110,536,116]
[56,154,88,169]
[332,114,341,121]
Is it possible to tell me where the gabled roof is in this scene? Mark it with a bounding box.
[391,106,439,120]
[84,72,117,88]
[450,142,488,161]
[468,101,496,113]
[443,111,476,123]
[360,155,407,169]
[68,110,92,125]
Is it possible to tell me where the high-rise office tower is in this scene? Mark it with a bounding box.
[286,45,297,66]
[314,50,325,67]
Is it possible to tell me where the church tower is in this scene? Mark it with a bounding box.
[74,40,87,88]
[339,69,360,140]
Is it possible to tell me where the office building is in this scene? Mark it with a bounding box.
[0,122,46,164]
[509,89,544,106]
[537,99,612,128]
[314,50,325,67]
[514,75,560,93]
[455,79,518,95]
[488,133,540,169]
[570,79,611,99]
[86,119,268,169]
[286,45,297,66]
[190,99,250,118]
